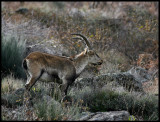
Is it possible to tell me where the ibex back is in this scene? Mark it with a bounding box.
[23,34,103,98]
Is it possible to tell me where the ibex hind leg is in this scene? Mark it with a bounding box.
[25,69,44,90]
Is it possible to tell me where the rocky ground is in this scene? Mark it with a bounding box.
[2,67,158,120]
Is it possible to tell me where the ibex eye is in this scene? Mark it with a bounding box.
[90,51,94,54]
[91,52,94,55]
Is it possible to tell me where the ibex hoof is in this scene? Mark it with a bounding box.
[25,84,30,91]
[61,95,72,104]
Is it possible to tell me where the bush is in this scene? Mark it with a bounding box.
[75,88,158,121]
[34,100,48,120]
[1,34,26,79]
[34,99,82,121]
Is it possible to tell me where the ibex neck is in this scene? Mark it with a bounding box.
[73,52,89,77]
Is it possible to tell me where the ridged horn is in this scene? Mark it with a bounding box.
[71,33,92,49]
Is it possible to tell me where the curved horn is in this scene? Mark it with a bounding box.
[72,37,83,41]
[72,37,85,45]
[71,33,92,49]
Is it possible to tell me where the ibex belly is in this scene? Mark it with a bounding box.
[40,71,62,84]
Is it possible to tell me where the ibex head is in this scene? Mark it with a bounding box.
[84,48,103,65]
[71,33,103,66]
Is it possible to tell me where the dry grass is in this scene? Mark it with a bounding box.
[142,78,159,95]
[1,75,25,94]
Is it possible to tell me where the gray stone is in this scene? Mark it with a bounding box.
[78,112,96,121]
[15,8,29,14]
[127,67,152,83]
[73,72,143,92]
[25,43,63,57]
[78,111,130,121]
[112,72,143,92]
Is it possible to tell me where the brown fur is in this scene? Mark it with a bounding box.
[23,52,76,96]
[23,34,103,98]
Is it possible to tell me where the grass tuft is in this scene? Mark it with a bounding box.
[1,33,26,79]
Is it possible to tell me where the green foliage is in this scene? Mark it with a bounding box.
[1,34,26,79]
[34,99,82,121]
[35,100,48,120]
[47,101,62,120]
[76,88,158,121]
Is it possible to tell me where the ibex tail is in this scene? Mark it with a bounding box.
[22,59,28,70]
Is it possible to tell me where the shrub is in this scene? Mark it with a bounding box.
[75,87,158,121]
[1,33,26,79]
[34,100,48,120]
[34,99,82,121]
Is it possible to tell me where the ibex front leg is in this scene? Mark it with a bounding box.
[60,79,69,95]
[59,77,73,102]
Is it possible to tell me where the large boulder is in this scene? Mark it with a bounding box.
[77,111,130,121]
[25,42,68,58]
[73,72,144,92]
[111,72,143,92]
[1,88,26,108]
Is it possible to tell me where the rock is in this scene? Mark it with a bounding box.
[25,43,62,57]
[127,67,152,83]
[1,86,62,108]
[112,72,143,92]
[15,8,29,14]
[73,72,143,92]
[79,65,99,78]
[78,112,95,121]
[24,40,71,59]
[74,77,94,89]
[78,111,130,121]
[14,88,25,95]
[1,88,36,108]
[101,82,126,94]
[2,92,24,108]
[1,88,41,107]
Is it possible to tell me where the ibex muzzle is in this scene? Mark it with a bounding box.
[22,33,103,98]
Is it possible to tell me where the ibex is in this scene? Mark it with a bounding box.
[22,34,103,98]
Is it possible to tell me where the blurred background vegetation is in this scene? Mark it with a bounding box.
[1,2,158,78]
